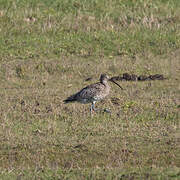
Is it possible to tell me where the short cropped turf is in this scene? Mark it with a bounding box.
[0,0,180,179]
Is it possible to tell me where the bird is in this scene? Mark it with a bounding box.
[63,74,123,113]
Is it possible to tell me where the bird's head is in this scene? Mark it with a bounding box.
[100,74,109,82]
[100,74,124,90]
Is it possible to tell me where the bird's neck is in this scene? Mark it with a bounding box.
[101,80,109,86]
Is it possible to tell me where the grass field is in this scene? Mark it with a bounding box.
[0,0,180,179]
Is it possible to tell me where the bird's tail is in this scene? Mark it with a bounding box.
[63,95,76,104]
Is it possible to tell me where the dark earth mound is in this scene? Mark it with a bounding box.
[110,73,166,81]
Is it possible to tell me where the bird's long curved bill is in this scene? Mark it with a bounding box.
[109,79,124,90]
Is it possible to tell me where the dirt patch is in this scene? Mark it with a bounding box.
[111,73,166,81]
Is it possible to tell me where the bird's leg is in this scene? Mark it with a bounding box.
[92,101,98,111]
[90,102,97,114]
[90,103,93,114]
[90,102,111,114]
[103,108,111,113]
[90,103,94,116]
[92,101,111,113]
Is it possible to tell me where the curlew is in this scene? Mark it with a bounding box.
[63,74,123,113]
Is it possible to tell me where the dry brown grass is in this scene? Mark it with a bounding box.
[0,0,180,178]
[0,51,179,175]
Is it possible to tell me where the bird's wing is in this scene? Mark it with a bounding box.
[75,83,105,99]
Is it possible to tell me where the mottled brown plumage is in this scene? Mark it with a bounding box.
[64,74,123,113]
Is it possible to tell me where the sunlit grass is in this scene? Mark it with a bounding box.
[0,0,180,179]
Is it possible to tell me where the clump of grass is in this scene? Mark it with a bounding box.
[15,65,27,78]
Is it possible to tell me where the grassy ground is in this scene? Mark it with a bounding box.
[0,0,180,179]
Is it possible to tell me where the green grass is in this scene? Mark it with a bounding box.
[0,0,180,179]
[0,0,180,59]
